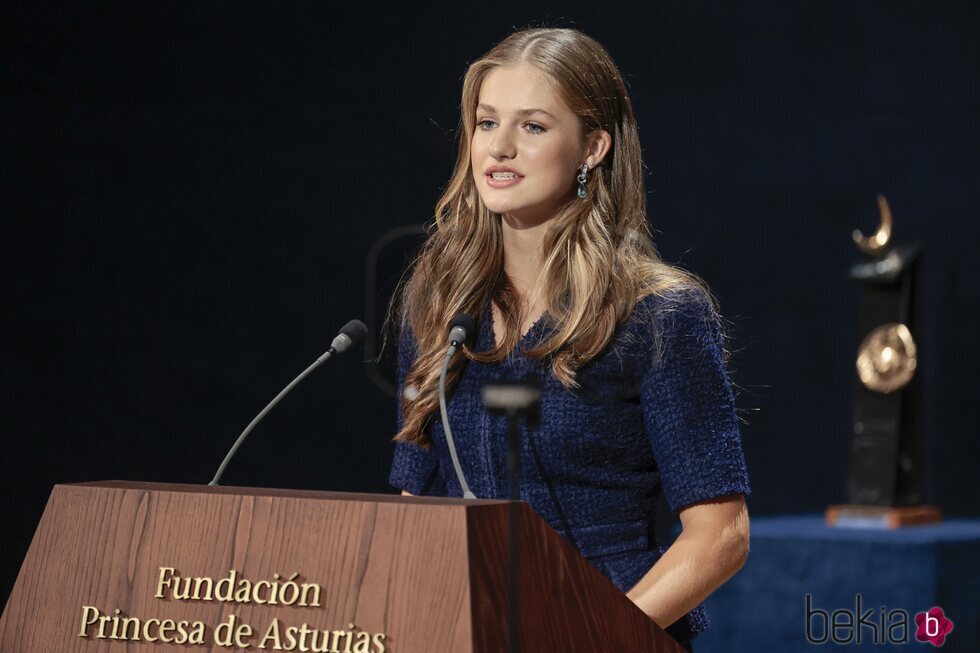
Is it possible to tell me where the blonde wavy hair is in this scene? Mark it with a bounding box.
[394,28,711,446]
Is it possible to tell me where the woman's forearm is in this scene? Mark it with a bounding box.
[625,512,749,628]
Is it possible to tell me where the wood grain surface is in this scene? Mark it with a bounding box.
[0,482,684,652]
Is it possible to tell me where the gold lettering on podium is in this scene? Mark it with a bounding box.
[78,607,206,644]
[155,567,322,606]
[79,566,385,650]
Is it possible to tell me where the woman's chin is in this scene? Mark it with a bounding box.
[478,194,557,227]
[477,192,517,215]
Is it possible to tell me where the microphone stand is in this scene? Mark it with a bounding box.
[505,409,521,653]
[209,320,366,486]
[481,382,541,653]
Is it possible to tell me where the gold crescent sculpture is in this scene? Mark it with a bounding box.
[853,194,894,256]
[856,323,918,393]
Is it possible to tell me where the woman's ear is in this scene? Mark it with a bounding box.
[585,130,612,168]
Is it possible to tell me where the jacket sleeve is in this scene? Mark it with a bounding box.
[388,323,447,496]
[640,291,751,513]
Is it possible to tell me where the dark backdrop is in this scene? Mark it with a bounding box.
[3,2,978,608]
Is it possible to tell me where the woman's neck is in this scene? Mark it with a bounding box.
[498,213,551,337]
[500,213,549,297]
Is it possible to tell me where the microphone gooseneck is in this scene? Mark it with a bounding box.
[440,312,477,499]
[209,319,368,486]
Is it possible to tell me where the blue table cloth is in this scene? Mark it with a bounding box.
[696,515,980,652]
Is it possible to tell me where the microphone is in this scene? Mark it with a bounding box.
[322,319,369,358]
[482,381,541,653]
[447,313,476,354]
[440,312,477,499]
[209,319,367,486]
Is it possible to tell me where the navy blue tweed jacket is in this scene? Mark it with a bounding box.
[389,290,751,645]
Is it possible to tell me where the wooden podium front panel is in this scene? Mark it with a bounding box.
[0,482,475,652]
[467,503,687,653]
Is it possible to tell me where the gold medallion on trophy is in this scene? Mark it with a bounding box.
[855,322,917,394]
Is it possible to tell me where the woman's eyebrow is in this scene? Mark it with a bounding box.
[477,103,558,120]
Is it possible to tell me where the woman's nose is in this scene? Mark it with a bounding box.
[488,129,516,159]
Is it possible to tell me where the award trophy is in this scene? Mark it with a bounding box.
[826,196,941,528]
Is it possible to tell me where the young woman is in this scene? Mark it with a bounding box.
[389,27,750,651]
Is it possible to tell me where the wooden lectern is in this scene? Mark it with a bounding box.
[0,481,685,652]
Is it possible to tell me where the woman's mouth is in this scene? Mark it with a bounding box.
[486,172,523,188]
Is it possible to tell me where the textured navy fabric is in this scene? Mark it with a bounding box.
[389,290,751,645]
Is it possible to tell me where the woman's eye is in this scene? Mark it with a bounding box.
[525,122,545,134]
[477,119,496,130]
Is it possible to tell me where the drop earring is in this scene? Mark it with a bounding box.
[577,164,590,199]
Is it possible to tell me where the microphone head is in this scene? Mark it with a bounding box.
[331,319,368,354]
[448,313,476,347]
[450,313,476,334]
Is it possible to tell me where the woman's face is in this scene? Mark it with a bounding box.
[470,64,587,227]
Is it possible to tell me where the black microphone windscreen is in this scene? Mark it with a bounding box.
[448,313,476,347]
[339,319,368,347]
[450,313,476,334]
